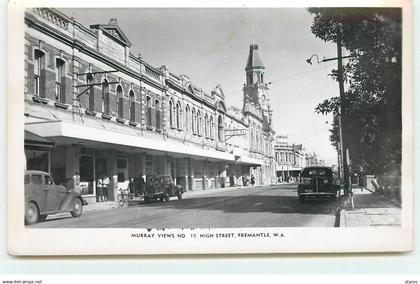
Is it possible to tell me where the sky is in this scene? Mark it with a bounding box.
[60,8,339,165]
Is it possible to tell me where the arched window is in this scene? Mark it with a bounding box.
[169,99,174,127]
[196,111,201,135]
[55,58,65,103]
[176,102,181,128]
[86,74,94,110]
[192,109,196,133]
[204,114,209,137]
[129,90,135,122]
[217,115,223,141]
[146,96,152,126]
[34,50,45,97]
[256,132,259,152]
[210,116,214,138]
[155,100,161,129]
[102,79,110,115]
[250,127,254,150]
[117,85,123,118]
[185,105,190,131]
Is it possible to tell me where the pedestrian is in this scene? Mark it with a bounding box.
[358,167,365,191]
[102,174,109,202]
[140,174,146,197]
[128,177,135,199]
[251,175,255,186]
[96,175,103,202]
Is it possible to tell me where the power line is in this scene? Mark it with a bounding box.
[224,62,336,97]
[286,128,331,136]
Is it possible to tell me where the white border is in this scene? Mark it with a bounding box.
[7,0,413,255]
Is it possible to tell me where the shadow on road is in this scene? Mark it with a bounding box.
[137,195,338,215]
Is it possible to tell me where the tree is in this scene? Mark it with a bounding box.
[308,8,402,175]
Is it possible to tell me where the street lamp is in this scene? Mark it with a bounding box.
[306,28,351,195]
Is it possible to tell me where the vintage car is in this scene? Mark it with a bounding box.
[297,166,339,202]
[143,175,183,202]
[24,170,84,225]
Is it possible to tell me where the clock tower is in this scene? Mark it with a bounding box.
[243,44,273,130]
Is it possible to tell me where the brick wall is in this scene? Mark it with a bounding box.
[27,63,34,95]
[63,77,72,104]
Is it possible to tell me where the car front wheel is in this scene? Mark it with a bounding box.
[71,198,83,217]
[25,202,39,225]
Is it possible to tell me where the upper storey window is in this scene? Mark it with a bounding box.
[176,102,181,129]
[55,58,65,103]
[169,99,174,127]
[155,99,161,129]
[102,80,110,115]
[129,90,135,122]
[33,50,45,97]
[117,85,123,118]
[86,74,94,110]
[146,96,152,127]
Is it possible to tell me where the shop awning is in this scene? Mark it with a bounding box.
[235,155,264,166]
[25,121,235,161]
[24,130,55,148]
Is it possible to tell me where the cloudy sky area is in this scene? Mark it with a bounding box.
[60,8,339,165]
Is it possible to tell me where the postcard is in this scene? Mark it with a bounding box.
[7,0,412,255]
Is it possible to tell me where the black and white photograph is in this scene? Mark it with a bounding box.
[7,1,412,255]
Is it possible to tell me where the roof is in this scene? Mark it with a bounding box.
[24,130,55,148]
[90,18,132,47]
[245,44,265,70]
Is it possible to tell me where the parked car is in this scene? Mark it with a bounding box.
[297,166,339,202]
[143,175,183,202]
[24,170,84,225]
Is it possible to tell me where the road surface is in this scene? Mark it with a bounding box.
[29,183,339,228]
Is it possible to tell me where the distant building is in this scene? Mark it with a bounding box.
[273,135,325,181]
[305,152,326,167]
[23,8,276,203]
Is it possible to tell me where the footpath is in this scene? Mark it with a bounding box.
[338,186,401,227]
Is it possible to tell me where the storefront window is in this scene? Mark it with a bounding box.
[117,156,128,183]
[79,155,94,195]
[25,149,49,173]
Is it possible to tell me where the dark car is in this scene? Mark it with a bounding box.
[24,170,84,225]
[297,166,339,202]
[143,175,183,202]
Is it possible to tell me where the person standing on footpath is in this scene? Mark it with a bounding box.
[358,167,366,191]
[102,174,110,202]
[127,177,135,199]
[96,175,103,202]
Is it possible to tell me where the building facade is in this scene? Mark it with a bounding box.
[274,135,326,181]
[23,8,276,203]
[274,135,306,181]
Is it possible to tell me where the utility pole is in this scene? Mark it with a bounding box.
[306,25,351,195]
[336,27,350,196]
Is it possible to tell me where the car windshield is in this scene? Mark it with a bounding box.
[302,168,332,176]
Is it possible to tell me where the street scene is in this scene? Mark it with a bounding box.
[22,7,402,228]
[29,182,401,228]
